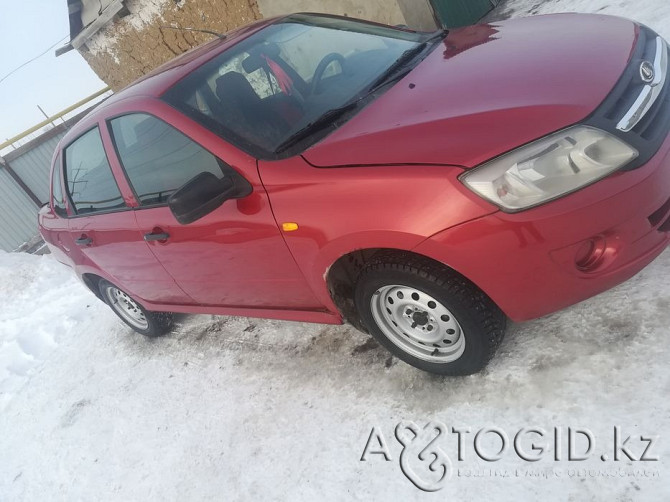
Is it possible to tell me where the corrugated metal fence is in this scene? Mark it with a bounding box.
[0,121,72,251]
[0,167,40,252]
[0,96,107,252]
[8,133,65,204]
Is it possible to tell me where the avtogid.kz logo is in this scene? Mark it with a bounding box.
[360,422,659,492]
[394,421,452,492]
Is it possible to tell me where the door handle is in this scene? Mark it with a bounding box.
[144,231,170,242]
[75,236,93,246]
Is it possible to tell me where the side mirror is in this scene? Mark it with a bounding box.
[168,171,251,225]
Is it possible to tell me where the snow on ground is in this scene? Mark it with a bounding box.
[490,0,670,40]
[3,1,670,500]
[2,248,670,500]
[0,252,90,412]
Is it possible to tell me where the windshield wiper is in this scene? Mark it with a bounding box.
[367,31,445,94]
[366,42,428,94]
[274,33,445,155]
[274,100,362,154]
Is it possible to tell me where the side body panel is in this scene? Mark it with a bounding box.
[39,154,74,267]
[39,207,73,266]
[99,98,323,309]
[414,135,670,321]
[257,156,498,311]
[67,211,191,304]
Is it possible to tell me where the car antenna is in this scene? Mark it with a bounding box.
[160,26,227,40]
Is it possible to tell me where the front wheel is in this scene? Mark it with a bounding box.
[354,256,506,376]
[99,280,173,337]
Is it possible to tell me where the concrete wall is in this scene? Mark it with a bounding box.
[396,0,439,31]
[78,0,411,90]
[255,0,405,27]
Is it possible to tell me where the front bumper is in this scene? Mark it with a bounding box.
[414,134,670,322]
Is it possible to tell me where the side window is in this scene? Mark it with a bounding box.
[64,128,126,215]
[51,153,67,216]
[109,113,230,206]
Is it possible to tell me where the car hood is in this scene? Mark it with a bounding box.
[302,14,637,168]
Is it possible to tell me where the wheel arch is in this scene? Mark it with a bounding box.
[325,247,489,330]
[81,273,105,302]
[79,270,147,308]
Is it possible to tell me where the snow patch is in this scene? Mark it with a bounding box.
[85,31,121,60]
[123,0,169,31]
[495,0,670,40]
[0,251,93,412]
[85,0,170,57]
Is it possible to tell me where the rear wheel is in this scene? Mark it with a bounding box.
[354,255,506,375]
[99,280,173,337]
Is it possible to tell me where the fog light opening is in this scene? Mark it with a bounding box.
[575,236,607,273]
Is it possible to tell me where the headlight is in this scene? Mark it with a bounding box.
[460,126,638,212]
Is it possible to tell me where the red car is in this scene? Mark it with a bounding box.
[39,13,670,375]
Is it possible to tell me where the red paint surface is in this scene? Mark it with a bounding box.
[38,13,670,325]
[304,14,637,168]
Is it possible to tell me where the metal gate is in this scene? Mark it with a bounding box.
[430,0,498,28]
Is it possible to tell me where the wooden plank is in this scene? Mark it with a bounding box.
[71,0,125,50]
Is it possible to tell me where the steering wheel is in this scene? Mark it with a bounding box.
[311,53,346,95]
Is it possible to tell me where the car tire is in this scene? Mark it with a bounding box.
[354,254,506,376]
[98,279,173,337]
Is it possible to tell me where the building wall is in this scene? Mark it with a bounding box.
[79,0,410,90]
[81,0,263,91]
[396,0,439,31]
[255,0,405,27]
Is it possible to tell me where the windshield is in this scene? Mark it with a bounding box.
[162,14,435,159]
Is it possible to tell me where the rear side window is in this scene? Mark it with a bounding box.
[51,153,66,216]
[109,113,227,206]
[64,128,126,215]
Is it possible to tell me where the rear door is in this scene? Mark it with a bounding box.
[63,125,189,304]
[106,111,321,309]
[39,152,74,266]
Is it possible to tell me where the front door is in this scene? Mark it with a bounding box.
[107,113,321,309]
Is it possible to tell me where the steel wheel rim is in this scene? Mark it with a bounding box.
[370,284,466,363]
[105,286,149,330]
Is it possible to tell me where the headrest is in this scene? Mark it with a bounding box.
[242,43,281,73]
